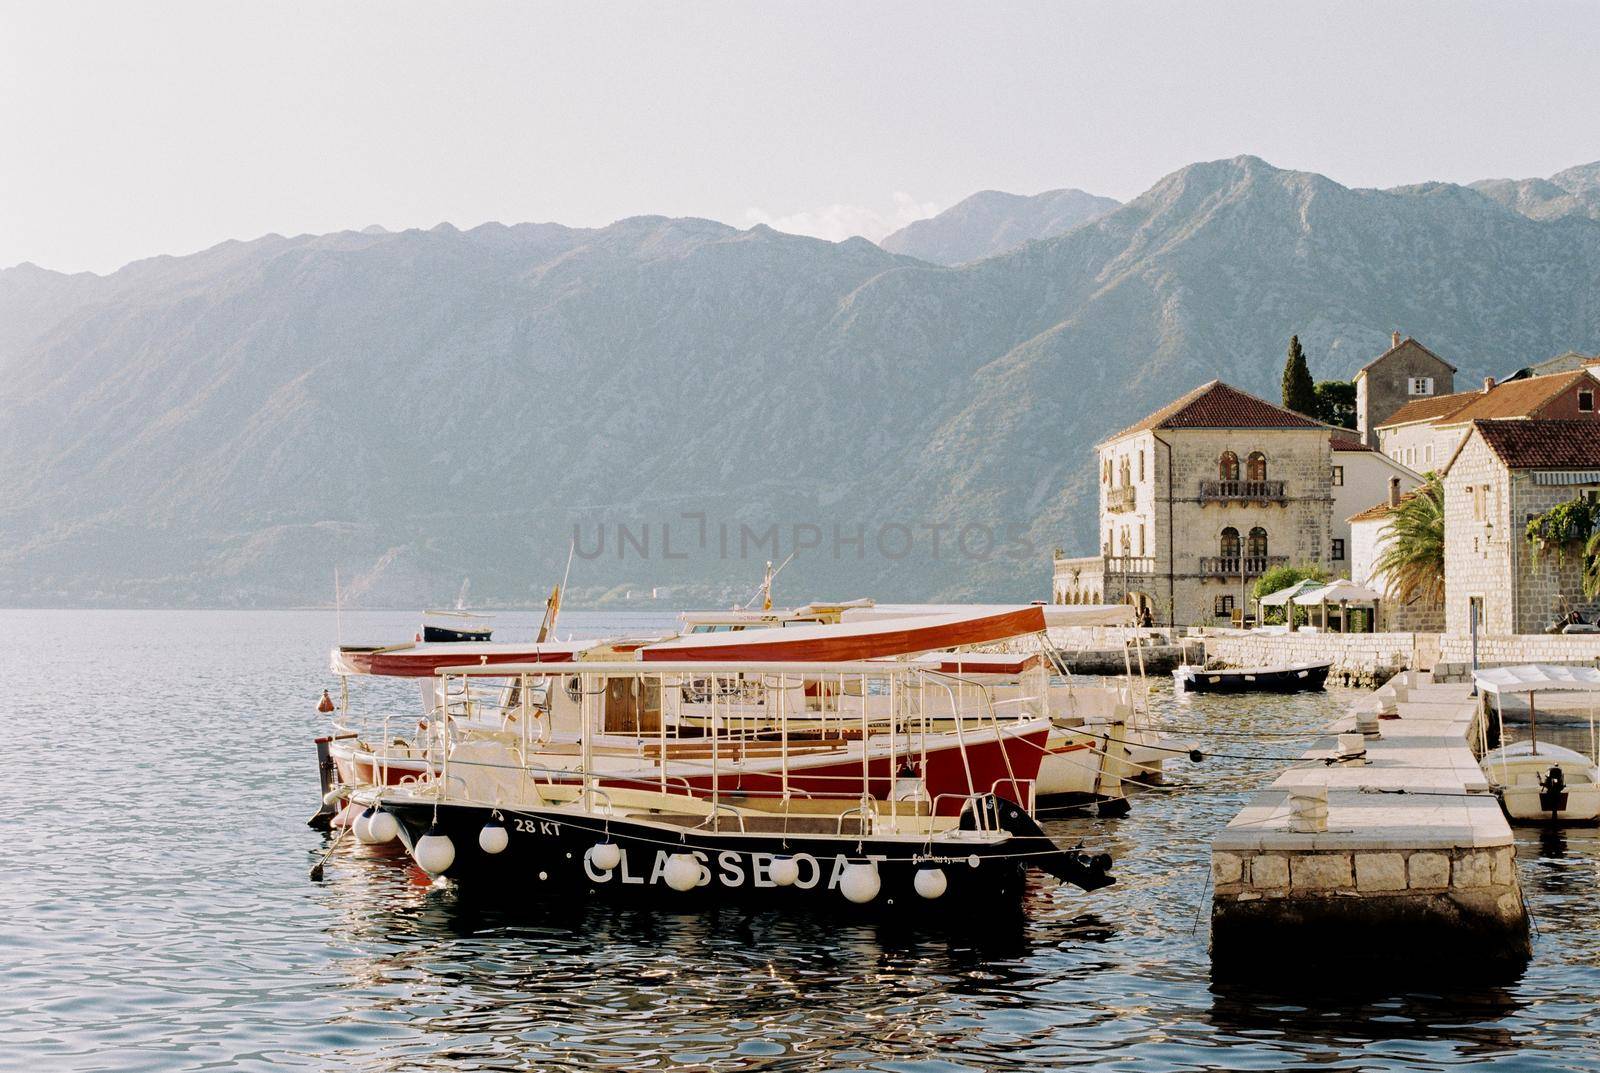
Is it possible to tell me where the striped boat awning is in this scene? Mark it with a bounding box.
[1531,470,1600,486]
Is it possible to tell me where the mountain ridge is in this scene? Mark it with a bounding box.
[4,155,1599,608]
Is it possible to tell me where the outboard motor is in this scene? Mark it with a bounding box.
[1538,764,1569,817]
[962,792,1116,892]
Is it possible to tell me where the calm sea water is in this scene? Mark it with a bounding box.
[2,609,1597,1072]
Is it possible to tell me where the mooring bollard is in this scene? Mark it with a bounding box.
[1336,732,1368,765]
[1287,785,1329,833]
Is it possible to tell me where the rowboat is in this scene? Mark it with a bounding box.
[1173,660,1332,694]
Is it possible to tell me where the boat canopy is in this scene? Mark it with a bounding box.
[1474,664,1600,695]
[332,640,597,678]
[640,605,1048,662]
[841,603,1134,628]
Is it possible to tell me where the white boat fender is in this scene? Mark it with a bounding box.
[322,786,346,808]
[366,809,399,844]
[478,817,509,855]
[913,867,947,900]
[352,807,377,844]
[586,841,622,871]
[840,862,880,904]
[768,856,800,887]
[413,826,456,876]
[663,852,700,892]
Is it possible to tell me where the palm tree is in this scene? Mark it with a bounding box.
[1373,474,1445,607]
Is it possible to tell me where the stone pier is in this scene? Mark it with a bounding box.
[1210,671,1529,973]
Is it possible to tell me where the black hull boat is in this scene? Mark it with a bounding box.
[373,794,1114,910]
[1173,660,1332,694]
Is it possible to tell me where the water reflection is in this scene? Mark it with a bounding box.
[3,610,1599,1071]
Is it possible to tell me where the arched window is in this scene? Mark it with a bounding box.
[1120,528,1131,554]
[1219,526,1241,559]
[1119,457,1131,485]
[1219,451,1239,481]
[1248,527,1268,559]
[1246,451,1267,482]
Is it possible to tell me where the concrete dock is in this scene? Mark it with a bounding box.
[1211,671,1529,971]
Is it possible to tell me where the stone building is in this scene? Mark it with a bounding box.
[1375,365,1600,473]
[1353,333,1457,447]
[1053,381,1334,627]
[1440,419,1600,636]
[1348,481,1445,633]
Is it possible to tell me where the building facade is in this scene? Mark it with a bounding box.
[1441,419,1600,636]
[1376,366,1600,472]
[1353,333,1457,447]
[1331,435,1422,573]
[1348,482,1445,633]
[1053,381,1334,626]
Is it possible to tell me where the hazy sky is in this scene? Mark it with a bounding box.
[5,1,1599,274]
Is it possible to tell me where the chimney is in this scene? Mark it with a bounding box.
[1388,477,1402,508]
[1483,376,1496,394]
[1391,330,1401,349]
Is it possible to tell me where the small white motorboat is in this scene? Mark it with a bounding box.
[1476,664,1600,825]
[1479,740,1600,823]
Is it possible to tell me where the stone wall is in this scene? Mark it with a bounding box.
[1203,630,1427,681]
[1357,339,1456,446]
[1437,632,1600,666]
[1443,431,1600,635]
[1213,844,1518,914]
[1508,472,1600,634]
[1442,434,1518,635]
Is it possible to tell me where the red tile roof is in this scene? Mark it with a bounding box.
[1379,369,1597,429]
[1439,370,1594,423]
[1378,390,1475,428]
[1104,380,1324,442]
[1330,434,1372,452]
[1347,490,1420,523]
[1469,419,1600,469]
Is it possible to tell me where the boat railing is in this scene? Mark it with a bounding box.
[990,777,1037,815]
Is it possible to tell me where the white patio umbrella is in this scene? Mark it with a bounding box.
[1257,578,1323,631]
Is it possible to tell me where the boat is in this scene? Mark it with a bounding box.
[1172,660,1332,694]
[421,609,493,643]
[347,656,1115,908]
[1476,664,1600,824]
[316,605,1141,825]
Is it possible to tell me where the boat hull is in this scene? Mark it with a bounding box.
[1482,743,1600,824]
[377,796,1112,909]
[1174,661,1332,694]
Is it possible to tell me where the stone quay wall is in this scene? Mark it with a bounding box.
[1211,673,1529,971]
[1198,630,1424,686]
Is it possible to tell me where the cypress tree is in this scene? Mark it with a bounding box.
[1282,335,1317,417]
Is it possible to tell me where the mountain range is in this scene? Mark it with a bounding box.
[879,187,1119,264]
[4,154,1600,608]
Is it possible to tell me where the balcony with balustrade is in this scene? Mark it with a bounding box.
[1104,484,1137,513]
[1196,554,1288,577]
[1197,479,1286,504]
